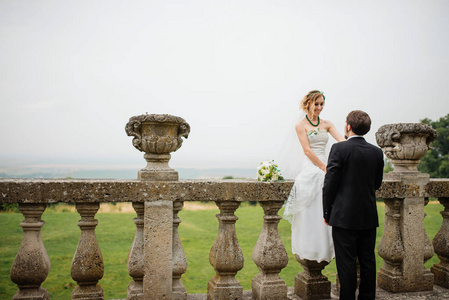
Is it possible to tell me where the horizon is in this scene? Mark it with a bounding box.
[1,1,448,172]
[0,165,257,180]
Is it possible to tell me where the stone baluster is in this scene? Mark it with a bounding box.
[71,203,104,299]
[252,201,288,300]
[377,198,405,290]
[208,201,244,300]
[431,197,449,288]
[10,203,51,300]
[294,258,331,300]
[172,201,187,300]
[127,202,144,300]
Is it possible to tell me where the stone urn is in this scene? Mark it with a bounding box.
[375,123,436,176]
[125,114,190,181]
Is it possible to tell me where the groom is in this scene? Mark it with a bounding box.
[323,110,384,300]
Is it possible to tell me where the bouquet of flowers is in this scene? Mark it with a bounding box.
[257,160,284,182]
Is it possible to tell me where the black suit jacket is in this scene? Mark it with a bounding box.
[323,137,384,230]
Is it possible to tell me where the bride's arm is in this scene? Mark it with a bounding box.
[296,121,327,172]
[326,121,345,142]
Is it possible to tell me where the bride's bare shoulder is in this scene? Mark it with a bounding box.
[320,118,335,128]
[295,118,307,130]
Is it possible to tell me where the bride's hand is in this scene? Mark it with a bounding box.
[320,166,327,173]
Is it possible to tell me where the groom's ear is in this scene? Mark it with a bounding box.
[347,124,352,134]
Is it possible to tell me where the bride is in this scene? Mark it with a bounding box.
[282,90,345,263]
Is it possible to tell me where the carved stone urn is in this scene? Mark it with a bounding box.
[125,114,190,181]
[375,123,436,177]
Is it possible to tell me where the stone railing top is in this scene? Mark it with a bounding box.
[0,178,448,204]
[425,179,449,198]
[0,179,294,204]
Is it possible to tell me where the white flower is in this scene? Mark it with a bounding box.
[257,160,284,182]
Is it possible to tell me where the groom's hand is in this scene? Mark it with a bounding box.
[324,219,330,226]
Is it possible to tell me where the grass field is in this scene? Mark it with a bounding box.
[0,202,444,299]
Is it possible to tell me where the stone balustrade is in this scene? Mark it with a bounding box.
[2,119,449,299]
[1,178,449,300]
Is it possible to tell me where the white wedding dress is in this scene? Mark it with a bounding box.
[283,127,335,263]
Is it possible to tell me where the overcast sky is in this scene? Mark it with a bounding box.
[1,0,448,174]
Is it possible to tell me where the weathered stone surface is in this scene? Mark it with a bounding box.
[127,202,144,300]
[2,176,449,298]
[71,203,104,299]
[376,180,429,198]
[138,164,179,181]
[188,285,449,299]
[143,200,173,299]
[294,257,331,300]
[125,114,190,154]
[376,123,436,172]
[252,201,288,300]
[401,197,433,291]
[0,179,295,203]
[172,201,187,300]
[377,198,405,291]
[376,123,436,293]
[378,195,435,292]
[208,201,244,300]
[2,179,449,204]
[431,197,449,289]
[125,114,190,181]
[426,179,449,198]
[10,203,50,300]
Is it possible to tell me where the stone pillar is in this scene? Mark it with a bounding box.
[208,201,244,300]
[252,201,288,300]
[71,203,104,300]
[294,258,330,300]
[376,123,437,292]
[10,203,50,300]
[143,200,173,299]
[431,197,449,288]
[127,202,144,300]
[126,114,188,298]
[172,201,187,300]
[377,196,434,293]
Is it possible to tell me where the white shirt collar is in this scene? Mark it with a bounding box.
[348,135,363,140]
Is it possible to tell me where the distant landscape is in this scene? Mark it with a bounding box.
[0,167,255,180]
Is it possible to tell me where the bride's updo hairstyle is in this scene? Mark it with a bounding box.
[300,90,325,112]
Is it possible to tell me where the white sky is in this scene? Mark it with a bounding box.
[1,0,448,172]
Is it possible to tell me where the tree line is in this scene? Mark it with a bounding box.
[418,114,449,178]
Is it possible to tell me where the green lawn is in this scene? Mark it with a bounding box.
[0,202,444,299]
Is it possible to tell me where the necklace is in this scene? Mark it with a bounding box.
[306,115,320,127]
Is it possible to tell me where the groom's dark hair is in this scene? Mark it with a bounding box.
[347,110,371,136]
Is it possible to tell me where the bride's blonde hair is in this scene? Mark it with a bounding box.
[300,90,325,112]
